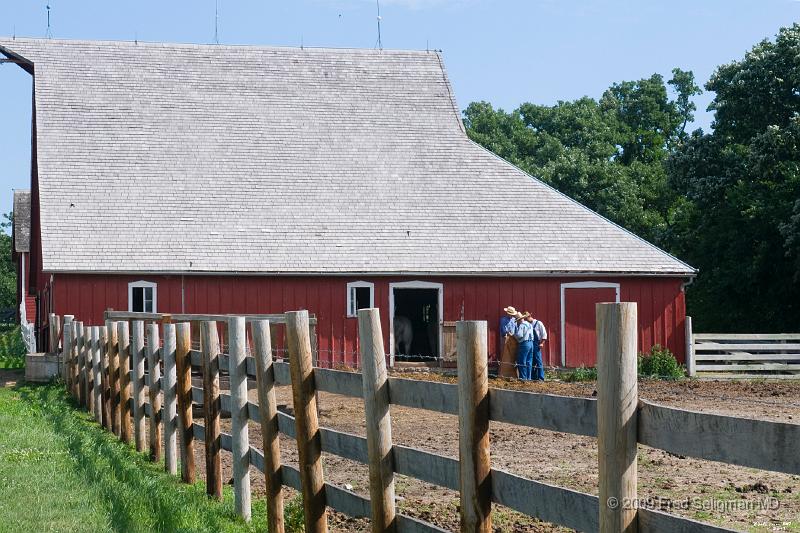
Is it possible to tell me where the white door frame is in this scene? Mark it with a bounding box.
[389,281,444,366]
[560,281,620,367]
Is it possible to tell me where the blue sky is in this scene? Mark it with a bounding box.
[1,0,799,222]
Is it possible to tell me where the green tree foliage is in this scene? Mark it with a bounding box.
[0,212,16,312]
[463,69,700,243]
[667,25,800,331]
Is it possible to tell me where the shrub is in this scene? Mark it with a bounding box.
[0,326,25,369]
[638,344,684,379]
[563,365,597,382]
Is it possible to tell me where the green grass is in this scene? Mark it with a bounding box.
[0,381,276,533]
[0,326,25,369]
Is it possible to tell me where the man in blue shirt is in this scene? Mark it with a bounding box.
[514,313,534,380]
[525,314,548,381]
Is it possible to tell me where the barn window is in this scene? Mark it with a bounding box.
[346,281,374,317]
[128,281,157,313]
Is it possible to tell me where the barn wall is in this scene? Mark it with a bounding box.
[52,273,687,367]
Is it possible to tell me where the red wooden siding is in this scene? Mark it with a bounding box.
[52,274,687,368]
[564,287,617,367]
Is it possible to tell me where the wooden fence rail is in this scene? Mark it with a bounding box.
[59,307,799,533]
[688,329,800,378]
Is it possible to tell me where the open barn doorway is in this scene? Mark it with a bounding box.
[389,281,443,364]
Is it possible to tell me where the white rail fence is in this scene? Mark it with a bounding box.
[686,321,800,379]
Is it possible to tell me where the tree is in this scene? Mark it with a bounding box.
[0,212,16,312]
[463,69,700,244]
[666,24,800,331]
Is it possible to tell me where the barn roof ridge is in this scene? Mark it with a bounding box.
[0,36,439,54]
[0,38,695,277]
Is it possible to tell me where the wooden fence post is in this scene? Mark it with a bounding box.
[62,317,73,390]
[132,320,147,452]
[91,327,103,424]
[685,316,695,378]
[596,302,638,533]
[147,323,162,462]
[228,317,252,521]
[69,321,79,400]
[76,322,86,407]
[163,323,178,475]
[85,326,94,415]
[457,321,492,533]
[286,310,328,533]
[253,319,285,533]
[106,320,121,437]
[99,326,110,431]
[62,315,74,383]
[175,322,195,484]
[358,308,396,533]
[200,320,222,500]
[118,321,132,444]
[48,312,59,354]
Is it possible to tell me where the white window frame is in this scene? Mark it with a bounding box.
[128,280,158,314]
[559,281,620,366]
[346,281,374,318]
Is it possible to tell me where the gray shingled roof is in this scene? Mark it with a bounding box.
[12,189,31,253]
[0,38,694,276]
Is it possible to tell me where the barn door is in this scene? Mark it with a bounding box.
[563,286,618,367]
[441,321,457,363]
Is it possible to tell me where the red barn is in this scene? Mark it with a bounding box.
[2,38,695,367]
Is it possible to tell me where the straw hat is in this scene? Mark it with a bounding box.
[503,306,517,316]
[514,312,524,319]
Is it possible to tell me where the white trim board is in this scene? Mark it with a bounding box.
[388,281,444,366]
[559,281,620,367]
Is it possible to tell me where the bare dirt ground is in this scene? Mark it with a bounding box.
[189,375,800,532]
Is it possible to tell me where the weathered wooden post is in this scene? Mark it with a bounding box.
[175,322,195,483]
[162,323,178,475]
[685,316,695,378]
[131,320,147,452]
[200,320,222,500]
[286,310,328,533]
[91,327,103,424]
[118,321,133,444]
[48,312,59,354]
[229,316,252,521]
[99,325,110,430]
[76,321,86,407]
[253,319,285,533]
[147,323,162,462]
[85,326,94,415]
[597,302,638,533]
[61,315,74,383]
[457,321,492,533]
[106,320,121,437]
[62,316,73,389]
[358,308,396,533]
[69,321,79,400]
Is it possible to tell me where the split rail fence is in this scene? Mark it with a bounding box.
[56,304,799,533]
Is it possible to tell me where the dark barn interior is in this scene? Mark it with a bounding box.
[393,288,439,360]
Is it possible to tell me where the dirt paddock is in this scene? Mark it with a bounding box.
[197,375,800,532]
